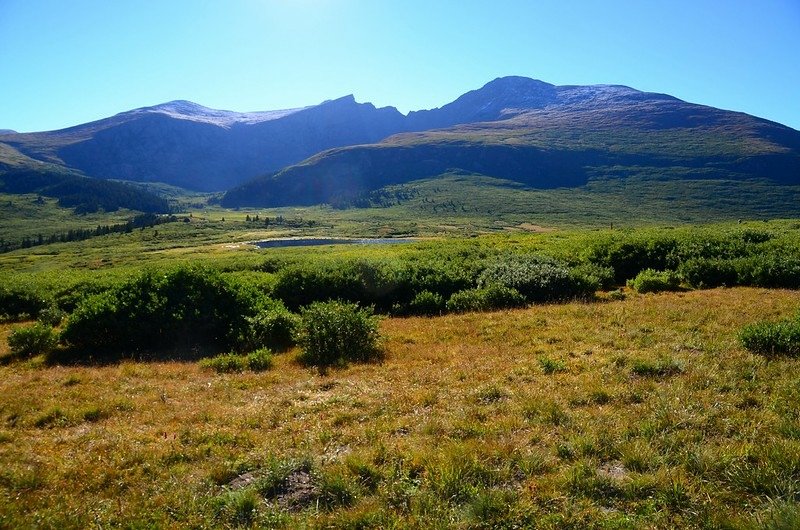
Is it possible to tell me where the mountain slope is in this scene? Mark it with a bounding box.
[0,96,407,192]
[0,142,169,213]
[223,78,800,208]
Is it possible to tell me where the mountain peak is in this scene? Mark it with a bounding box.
[406,76,560,128]
[149,100,209,113]
[319,94,358,106]
[483,76,554,90]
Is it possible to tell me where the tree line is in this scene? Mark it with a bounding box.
[0,213,183,253]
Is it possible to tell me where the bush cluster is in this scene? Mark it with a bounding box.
[478,255,596,302]
[740,317,800,357]
[297,301,383,367]
[7,323,58,357]
[7,225,799,363]
[272,258,471,312]
[61,267,268,353]
[200,348,274,373]
[680,255,800,290]
[678,258,739,289]
[587,235,680,284]
[627,269,681,293]
[586,228,798,290]
[243,302,298,352]
[446,284,525,313]
[0,283,51,321]
[407,290,445,316]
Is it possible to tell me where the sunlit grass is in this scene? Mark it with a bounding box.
[1,288,799,527]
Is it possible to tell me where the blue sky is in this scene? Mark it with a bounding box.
[1,0,799,132]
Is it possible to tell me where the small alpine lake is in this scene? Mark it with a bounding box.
[252,237,416,249]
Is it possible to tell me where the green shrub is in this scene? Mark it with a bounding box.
[479,283,527,309]
[539,356,567,375]
[407,290,445,316]
[587,236,680,283]
[607,289,626,301]
[678,253,800,290]
[678,258,739,289]
[0,283,51,321]
[246,348,274,371]
[37,306,66,327]
[53,279,115,313]
[478,255,592,302]
[297,301,383,367]
[446,284,525,313]
[585,228,790,287]
[61,267,268,354]
[244,303,298,352]
[200,348,274,373]
[7,323,58,358]
[405,261,474,301]
[627,269,681,293]
[200,353,249,373]
[740,319,800,357]
[737,254,800,289]
[446,289,484,313]
[272,260,405,311]
[272,258,472,312]
[571,263,616,290]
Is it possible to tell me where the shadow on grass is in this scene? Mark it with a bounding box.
[295,348,386,376]
[44,342,226,367]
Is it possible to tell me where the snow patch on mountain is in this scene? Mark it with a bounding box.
[125,100,310,127]
[555,85,679,107]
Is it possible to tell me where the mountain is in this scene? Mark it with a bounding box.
[3,76,799,211]
[0,96,406,192]
[222,77,800,208]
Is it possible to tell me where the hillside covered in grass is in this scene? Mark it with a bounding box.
[0,142,169,214]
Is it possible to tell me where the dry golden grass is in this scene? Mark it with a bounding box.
[1,288,800,528]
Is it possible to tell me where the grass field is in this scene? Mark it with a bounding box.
[2,288,800,528]
[3,177,800,527]
[0,194,136,249]
[4,173,800,268]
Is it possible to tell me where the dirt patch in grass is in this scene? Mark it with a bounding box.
[518,223,555,232]
[274,469,317,511]
[598,461,628,481]
[227,471,260,491]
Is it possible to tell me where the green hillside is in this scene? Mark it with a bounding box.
[0,143,170,214]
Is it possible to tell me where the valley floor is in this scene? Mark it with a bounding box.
[2,287,800,528]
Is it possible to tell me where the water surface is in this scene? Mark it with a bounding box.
[253,238,415,249]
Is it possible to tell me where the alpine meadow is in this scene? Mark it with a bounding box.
[2,1,800,528]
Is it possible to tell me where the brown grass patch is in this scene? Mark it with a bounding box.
[0,288,798,527]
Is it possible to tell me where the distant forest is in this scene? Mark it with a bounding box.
[0,168,170,214]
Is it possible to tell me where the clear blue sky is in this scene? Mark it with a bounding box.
[1,0,798,132]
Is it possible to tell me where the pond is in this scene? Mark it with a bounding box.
[253,238,416,249]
